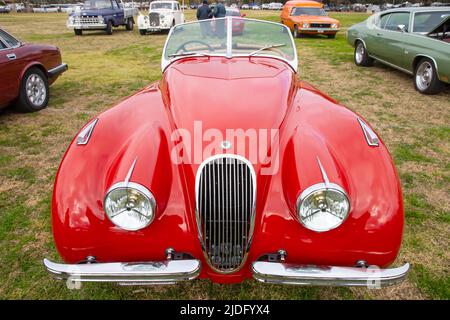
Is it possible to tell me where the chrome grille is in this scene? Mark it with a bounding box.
[311,23,331,28]
[74,16,101,24]
[196,155,255,273]
[149,12,160,27]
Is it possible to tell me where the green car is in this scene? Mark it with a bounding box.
[347,7,450,94]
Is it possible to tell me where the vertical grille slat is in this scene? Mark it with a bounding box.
[197,156,255,272]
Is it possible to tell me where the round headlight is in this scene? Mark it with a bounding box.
[104,182,156,231]
[332,23,338,29]
[297,184,350,232]
[302,22,309,28]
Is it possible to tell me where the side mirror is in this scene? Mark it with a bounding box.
[241,13,246,17]
[397,24,406,32]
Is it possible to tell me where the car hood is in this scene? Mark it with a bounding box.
[160,56,296,166]
[291,15,339,24]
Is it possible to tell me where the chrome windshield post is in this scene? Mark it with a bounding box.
[226,16,232,58]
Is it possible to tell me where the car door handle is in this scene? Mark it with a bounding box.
[6,53,16,60]
[376,32,382,36]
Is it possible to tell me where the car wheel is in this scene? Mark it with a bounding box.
[354,41,373,67]
[293,25,302,38]
[327,33,336,39]
[106,20,113,35]
[16,67,49,113]
[126,19,134,31]
[74,29,82,36]
[139,29,146,36]
[414,58,443,94]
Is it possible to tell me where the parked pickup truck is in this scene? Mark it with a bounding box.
[67,0,138,35]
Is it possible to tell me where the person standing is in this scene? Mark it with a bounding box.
[197,0,213,37]
[213,0,227,38]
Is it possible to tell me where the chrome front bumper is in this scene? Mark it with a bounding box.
[48,63,68,78]
[43,258,201,285]
[253,262,409,287]
[67,23,107,30]
[300,28,340,32]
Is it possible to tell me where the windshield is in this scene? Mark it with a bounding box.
[162,18,297,71]
[413,11,450,33]
[83,0,112,10]
[151,2,173,10]
[291,7,326,16]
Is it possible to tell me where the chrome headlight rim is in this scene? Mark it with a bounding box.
[104,181,156,231]
[296,182,350,232]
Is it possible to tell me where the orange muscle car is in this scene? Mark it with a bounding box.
[281,0,340,38]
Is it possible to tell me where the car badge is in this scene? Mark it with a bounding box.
[220,140,232,150]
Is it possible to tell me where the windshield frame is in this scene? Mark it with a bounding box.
[161,17,298,73]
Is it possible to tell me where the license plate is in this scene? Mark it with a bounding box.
[317,30,324,33]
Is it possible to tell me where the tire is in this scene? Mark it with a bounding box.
[327,33,336,39]
[293,25,302,38]
[414,58,443,94]
[126,18,133,31]
[139,29,146,36]
[354,41,373,67]
[15,67,49,113]
[106,20,113,35]
[74,29,82,36]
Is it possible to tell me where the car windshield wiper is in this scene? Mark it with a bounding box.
[248,43,286,56]
[168,51,210,58]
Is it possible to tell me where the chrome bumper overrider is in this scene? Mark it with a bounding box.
[43,258,201,285]
[48,63,68,78]
[252,262,410,287]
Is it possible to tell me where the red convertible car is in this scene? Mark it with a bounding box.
[45,18,409,287]
[0,28,67,112]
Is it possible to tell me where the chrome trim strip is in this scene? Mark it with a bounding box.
[195,154,257,274]
[358,118,380,147]
[44,258,201,284]
[369,54,414,75]
[252,261,410,287]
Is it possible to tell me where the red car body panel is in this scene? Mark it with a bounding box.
[52,57,404,284]
[0,30,63,108]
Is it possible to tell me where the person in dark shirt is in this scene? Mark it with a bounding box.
[197,0,212,37]
[213,0,227,38]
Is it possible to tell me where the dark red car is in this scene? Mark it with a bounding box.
[0,28,67,112]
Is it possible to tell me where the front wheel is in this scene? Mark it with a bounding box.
[354,41,373,67]
[293,25,302,38]
[126,18,134,31]
[16,67,49,113]
[74,29,82,36]
[106,20,113,35]
[139,29,146,36]
[414,58,443,94]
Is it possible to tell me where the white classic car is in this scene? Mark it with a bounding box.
[137,1,185,35]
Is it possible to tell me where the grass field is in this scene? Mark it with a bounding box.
[0,11,449,300]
